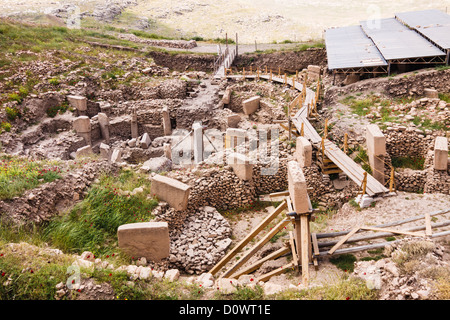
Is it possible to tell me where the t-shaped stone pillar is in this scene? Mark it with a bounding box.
[72,116,91,146]
[294,136,312,168]
[366,124,386,184]
[67,95,87,116]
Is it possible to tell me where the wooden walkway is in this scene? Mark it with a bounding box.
[225,72,389,197]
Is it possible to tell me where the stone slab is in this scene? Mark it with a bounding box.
[242,96,260,115]
[150,174,191,211]
[140,133,151,149]
[424,88,438,99]
[75,145,93,158]
[117,222,170,262]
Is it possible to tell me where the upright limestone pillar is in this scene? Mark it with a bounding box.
[162,106,172,136]
[366,124,386,184]
[192,121,204,164]
[97,112,110,143]
[434,136,448,171]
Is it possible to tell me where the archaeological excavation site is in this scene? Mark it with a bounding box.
[0,3,449,304]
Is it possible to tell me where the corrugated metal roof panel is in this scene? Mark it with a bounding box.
[325,25,387,70]
[360,17,446,60]
[396,9,450,49]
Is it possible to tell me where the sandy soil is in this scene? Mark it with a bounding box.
[2,1,450,43]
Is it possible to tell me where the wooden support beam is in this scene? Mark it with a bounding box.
[361,226,426,238]
[221,218,291,278]
[316,209,450,240]
[231,246,291,279]
[256,262,295,283]
[328,226,360,255]
[318,220,450,248]
[311,233,319,269]
[300,214,310,285]
[289,231,299,268]
[209,200,287,276]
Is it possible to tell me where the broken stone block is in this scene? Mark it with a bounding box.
[307,65,321,81]
[67,95,87,112]
[242,96,260,115]
[75,145,93,158]
[110,148,122,163]
[287,161,309,214]
[222,87,232,104]
[227,152,253,181]
[294,136,312,167]
[434,136,448,171]
[117,222,170,262]
[150,174,191,211]
[141,156,172,173]
[355,194,374,208]
[227,114,241,128]
[424,88,438,99]
[99,143,110,160]
[163,143,172,160]
[343,73,360,85]
[140,133,151,149]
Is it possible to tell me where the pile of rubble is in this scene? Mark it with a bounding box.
[353,238,448,300]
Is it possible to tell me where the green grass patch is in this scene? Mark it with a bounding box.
[0,155,62,200]
[330,254,357,272]
[391,156,425,170]
[42,169,158,255]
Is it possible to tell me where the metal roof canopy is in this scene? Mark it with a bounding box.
[395,9,450,50]
[325,25,388,71]
[360,17,446,61]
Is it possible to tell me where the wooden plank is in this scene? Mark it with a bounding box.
[209,200,287,276]
[221,218,291,278]
[300,214,310,285]
[328,226,360,255]
[289,231,299,268]
[311,233,319,269]
[361,226,426,238]
[231,246,291,279]
[256,262,295,283]
[318,220,450,248]
[316,209,450,239]
[285,196,293,212]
